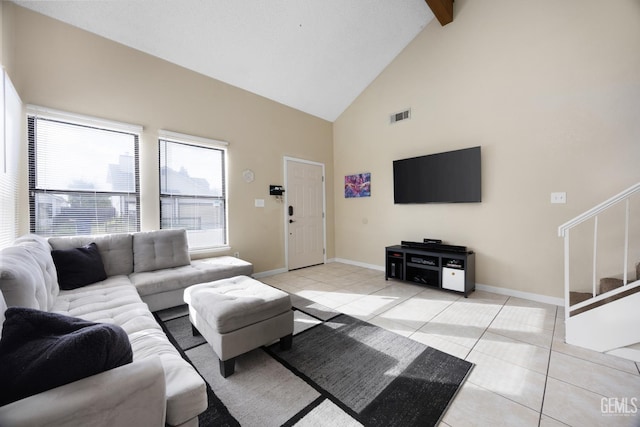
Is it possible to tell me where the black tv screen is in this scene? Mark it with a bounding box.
[393,146,481,204]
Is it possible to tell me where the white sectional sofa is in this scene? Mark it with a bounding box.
[0,229,253,427]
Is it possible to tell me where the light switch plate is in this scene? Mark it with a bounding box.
[255,198,265,208]
[551,192,567,204]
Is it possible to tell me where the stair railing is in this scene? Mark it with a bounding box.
[558,182,640,321]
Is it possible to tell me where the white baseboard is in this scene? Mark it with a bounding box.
[329,257,385,272]
[475,283,564,307]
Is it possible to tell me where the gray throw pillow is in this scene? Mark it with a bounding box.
[133,229,190,273]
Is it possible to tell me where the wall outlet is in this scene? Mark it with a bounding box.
[233,252,240,258]
[551,192,567,204]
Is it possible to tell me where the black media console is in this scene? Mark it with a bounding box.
[385,241,476,297]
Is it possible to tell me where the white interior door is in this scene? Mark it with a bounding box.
[285,158,325,270]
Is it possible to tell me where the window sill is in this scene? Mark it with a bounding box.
[189,245,232,259]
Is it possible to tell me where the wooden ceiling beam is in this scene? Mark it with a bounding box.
[425,0,454,26]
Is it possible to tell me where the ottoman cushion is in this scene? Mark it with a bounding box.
[185,276,291,334]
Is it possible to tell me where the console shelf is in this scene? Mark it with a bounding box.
[385,244,476,297]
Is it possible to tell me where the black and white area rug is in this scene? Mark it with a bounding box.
[154,296,473,427]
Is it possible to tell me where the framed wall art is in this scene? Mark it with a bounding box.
[345,173,371,198]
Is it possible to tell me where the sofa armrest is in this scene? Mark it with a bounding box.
[0,357,166,427]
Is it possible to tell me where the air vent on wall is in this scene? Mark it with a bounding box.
[390,109,411,124]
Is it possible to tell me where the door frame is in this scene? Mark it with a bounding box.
[283,156,327,271]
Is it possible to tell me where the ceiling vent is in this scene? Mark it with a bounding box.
[390,109,411,124]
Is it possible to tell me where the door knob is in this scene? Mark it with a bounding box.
[289,219,295,223]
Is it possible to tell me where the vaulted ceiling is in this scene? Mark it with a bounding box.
[13,1,448,122]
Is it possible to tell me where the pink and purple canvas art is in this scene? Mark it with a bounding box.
[345,173,371,198]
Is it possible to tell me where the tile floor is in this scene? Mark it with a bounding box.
[260,262,640,427]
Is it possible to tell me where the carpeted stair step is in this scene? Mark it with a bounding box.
[599,277,624,294]
[569,291,593,306]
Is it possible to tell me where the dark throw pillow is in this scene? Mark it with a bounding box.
[52,242,107,290]
[0,307,133,406]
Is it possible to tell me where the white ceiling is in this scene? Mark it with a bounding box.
[14,0,434,122]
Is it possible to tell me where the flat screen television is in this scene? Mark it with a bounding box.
[393,146,481,204]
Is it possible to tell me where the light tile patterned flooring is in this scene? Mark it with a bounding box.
[260,262,640,427]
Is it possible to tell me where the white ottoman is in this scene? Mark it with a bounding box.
[183,275,294,377]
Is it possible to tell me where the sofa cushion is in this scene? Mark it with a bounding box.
[130,256,253,297]
[49,233,134,277]
[128,328,207,425]
[133,229,190,273]
[51,242,108,290]
[52,277,159,334]
[0,307,132,406]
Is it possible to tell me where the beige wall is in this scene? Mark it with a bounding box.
[4,4,334,274]
[2,2,16,75]
[1,1,3,63]
[334,0,640,298]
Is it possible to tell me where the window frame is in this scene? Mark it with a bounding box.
[158,130,229,251]
[27,105,142,237]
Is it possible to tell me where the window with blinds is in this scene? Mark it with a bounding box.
[28,109,141,237]
[159,133,227,250]
[0,70,22,248]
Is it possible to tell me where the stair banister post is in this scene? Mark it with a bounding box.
[564,230,570,321]
[593,216,598,297]
[623,198,629,286]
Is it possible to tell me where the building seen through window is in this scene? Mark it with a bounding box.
[159,137,227,249]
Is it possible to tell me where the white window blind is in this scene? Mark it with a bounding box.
[27,106,141,236]
[159,132,228,250]
[0,70,22,248]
